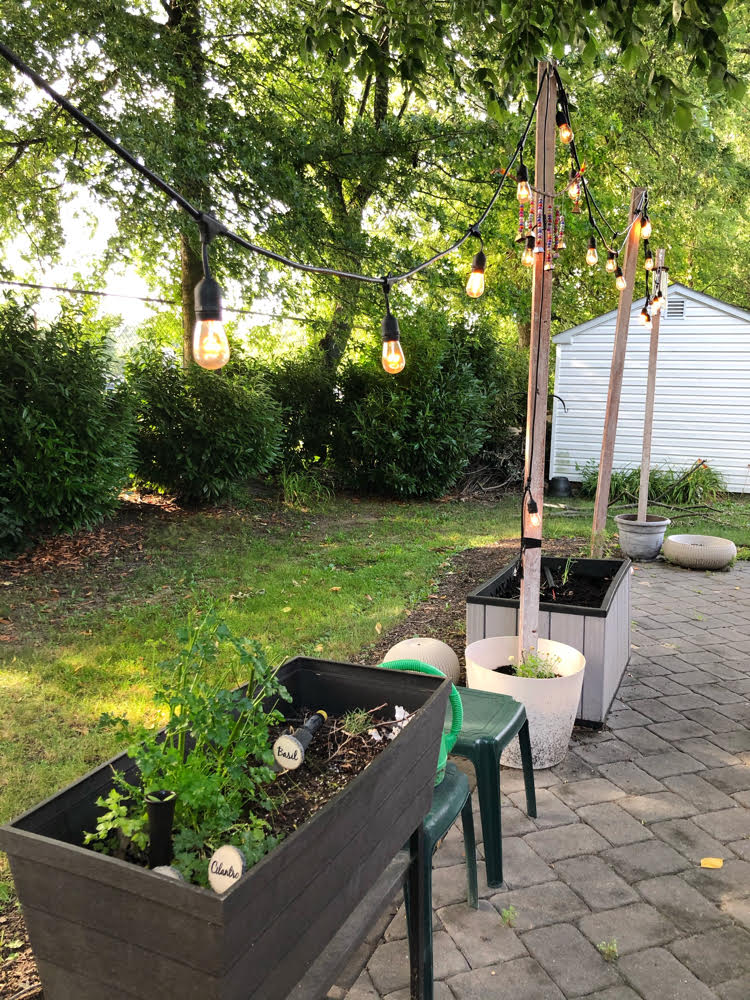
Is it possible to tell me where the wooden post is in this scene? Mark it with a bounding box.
[590,186,646,557]
[637,248,666,521]
[518,62,557,658]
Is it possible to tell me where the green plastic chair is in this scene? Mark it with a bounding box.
[444,687,536,888]
[378,661,477,1000]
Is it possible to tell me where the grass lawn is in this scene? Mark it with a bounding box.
[1,490,748,891]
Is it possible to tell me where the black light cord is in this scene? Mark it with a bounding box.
[0,40,545,291]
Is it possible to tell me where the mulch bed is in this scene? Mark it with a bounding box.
[0,532,598,999]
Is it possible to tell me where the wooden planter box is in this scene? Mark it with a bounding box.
[466,557,631,727]
[0,657,449,1000]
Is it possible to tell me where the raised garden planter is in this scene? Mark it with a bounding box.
[0,656,449,1000]
[466,557,631,727]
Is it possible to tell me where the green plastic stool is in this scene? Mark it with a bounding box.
[404,762,478,1000]
[445,687,536,888]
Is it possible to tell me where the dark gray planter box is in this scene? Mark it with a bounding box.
[466,557,631,727]
[0,657,449,1000]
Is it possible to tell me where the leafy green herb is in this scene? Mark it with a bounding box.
[509,649,561,679]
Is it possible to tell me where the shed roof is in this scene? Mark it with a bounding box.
[553,282,750,345]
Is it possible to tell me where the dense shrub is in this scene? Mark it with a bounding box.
[577,460,727,505]
[263,354,340,468]
[333,345,489,497]
[126,347,282,502]
[0,302,135,549]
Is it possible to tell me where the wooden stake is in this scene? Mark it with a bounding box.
[637,248,666,521]
[590,186,646,557]
[518,62,557,658]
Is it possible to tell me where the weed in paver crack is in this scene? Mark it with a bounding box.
[596,938,619,962]
[500,905,518,927]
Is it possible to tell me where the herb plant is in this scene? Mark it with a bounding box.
[86,615,290,885]
[508,649,561,679]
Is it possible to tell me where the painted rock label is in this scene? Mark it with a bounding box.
[208,845,245,894]
[273,733,305,770]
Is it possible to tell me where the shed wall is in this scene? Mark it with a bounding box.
[550,293,750,493]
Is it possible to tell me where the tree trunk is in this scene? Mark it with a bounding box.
[517,320,531,349]
[180,234,203,366]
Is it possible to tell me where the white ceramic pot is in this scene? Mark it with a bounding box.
[615,513,671,560]
[465,636,586,769]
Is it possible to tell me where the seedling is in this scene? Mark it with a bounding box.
[509,649,561,679]
[597,938,618,962]
[500,904,518,927]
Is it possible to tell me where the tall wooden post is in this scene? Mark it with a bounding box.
[518,63,557,658]
[637,248,666,521]
[590,186,646,557]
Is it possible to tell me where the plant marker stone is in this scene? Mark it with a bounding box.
[208,845,245,893]
[153,865,184,881]
[273,710,327,771]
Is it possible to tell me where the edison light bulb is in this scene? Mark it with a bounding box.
[556,111,573,144]
[466,249,487,298]
[567,170,580,200]
[381,339,405,374]
[644,247,654,271]
[641,216,652,239]
[516,163,531,203]
[652,293,662,314]
[193,319,230,370]
[521,237,535,267]
[640,306,652,328]
[529,510,541,528]
[606,252,617,273]
[615,266,627,291]
[586,237,598,266]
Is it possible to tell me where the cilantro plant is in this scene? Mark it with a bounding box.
[86,614,290,885]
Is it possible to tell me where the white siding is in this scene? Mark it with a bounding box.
[550,287,750,494]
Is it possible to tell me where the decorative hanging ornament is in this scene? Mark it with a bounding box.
[535,199,544,253]
[516,203,526,243]
[544,203,554,270]
[557,209,566,250]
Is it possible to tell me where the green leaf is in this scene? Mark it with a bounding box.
[674,103,693,130]
[582,36,598,65]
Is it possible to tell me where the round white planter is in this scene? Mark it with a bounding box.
[615,513,670,560]
[465,636,585,769]
[663,533,737,571]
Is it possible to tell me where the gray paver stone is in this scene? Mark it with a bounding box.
[602,839,691,880]
[628,699,683,723]
[447,957,565,1000]
[662,772,737,812]
[651,817,734,864]
[508,787,579,830]
[716,976,750,1000]
[707,730,750,754]
[693,806,750,842]
[702,765,750,794]
[437,899,527,967]
[607,709,652,729]
[643,676,691,697]
[682,859,750,901]
[660,693,713,711]
[524,823,609,862]
[489,881,589,931]
[551,777,625,809]
[734,789,750,806]
[635,874,729,933]
[383,984,454,1000]
[493,836,557,890]
[670,925,750,985]
[614,727,674,756]
[572,741,637,766]
[577,802,654,846]
[618,947,716,1000]
[432,862,495,908]
[636,750,705,778]
[579,989,641,1000]
[717,702,750,726]
[555,854,639,911]
[521,922,621,996]
[598,761,666,795]
[617,791,697,823]
[578,903,679,955]
[647,720,713,742]
[683,707,742,733]
[692,683,746,706]
[727,839,750,860]
[673,737,741,766]
[342,970,379,1000]
[721,897,750,931]
[368,931,468,995]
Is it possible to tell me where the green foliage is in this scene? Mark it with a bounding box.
[577,461,726,506]
[334,344,488,497]
[500,904,518,927]
[0,300,134,551]
[509,649,562,679]
[126,347,282,503]
[265,354,340,468]
[280,467,334,509]
[597,938,619,962]
[86,615,290,885]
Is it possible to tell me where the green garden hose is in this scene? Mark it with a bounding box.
[377,659,463,785]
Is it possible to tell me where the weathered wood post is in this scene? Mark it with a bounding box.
[518,62,557,659]
[590,186,646,557]
[637,248,666,520]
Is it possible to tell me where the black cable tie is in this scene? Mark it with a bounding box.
[522,537,542,548]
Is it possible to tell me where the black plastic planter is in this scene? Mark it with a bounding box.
[466,557,631,727]
[0,657,449,1000]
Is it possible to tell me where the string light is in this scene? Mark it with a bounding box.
[606,251,617,273]
[556,109,573,144]
[521,235,535,267]
[466,243,487,298]
[567,169,581,200]
[527,497,541,528]
[381,285,405,374]
[640,215,652,240]
[586,235,598,266]
[644,243,654,270]
[639,302,652,328]
[615,266,627,291]
[193,223,230,370]
[516,162,532,203]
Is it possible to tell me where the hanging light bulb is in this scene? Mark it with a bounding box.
[640,304,652,328]
[640,215,652,240]
[652,290,662,313]
[586,235,598,266]
[605,251,617,273]
[521,235,535,267]
[527,497,541,528]
[615,266,627,291]
[466,249,486,298]
[516,163,531,203]
[193,277,230,370]
[644,243,654,270]
[381,291,405,374]
[567,169,581,200]
[556,109,574,144]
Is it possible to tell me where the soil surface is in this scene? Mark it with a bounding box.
[0,531,597,999]
[486,556,621,609]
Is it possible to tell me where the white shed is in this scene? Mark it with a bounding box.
[549,283,750,494]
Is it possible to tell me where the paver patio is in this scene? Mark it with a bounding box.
[342,560,750,1000]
